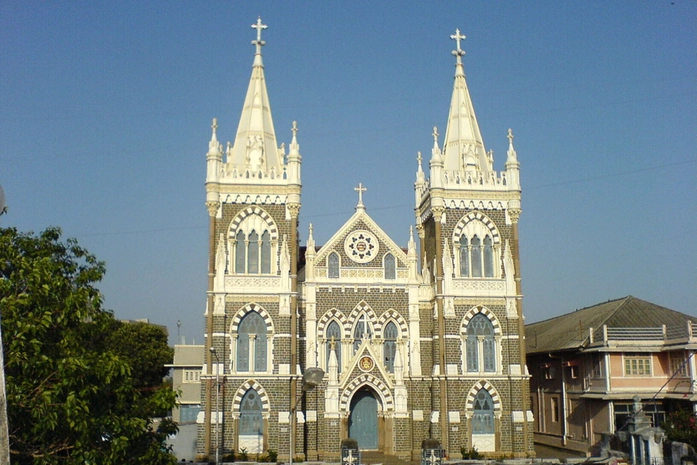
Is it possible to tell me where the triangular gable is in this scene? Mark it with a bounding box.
[339,339,394,391]
[314,209,408,267]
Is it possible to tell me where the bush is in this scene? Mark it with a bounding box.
[461,447,483,460]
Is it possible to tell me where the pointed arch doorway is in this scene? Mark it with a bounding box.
[349,387,379,450]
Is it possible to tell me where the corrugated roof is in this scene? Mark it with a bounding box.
[525,296,697,354]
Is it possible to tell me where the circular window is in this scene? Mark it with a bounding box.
[344,230,379,264]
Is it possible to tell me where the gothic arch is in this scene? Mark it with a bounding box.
[452,212,500,244]
[231,379,271,414]
[228,206,279,241]
[318,309,349,338]
[230,303,275,335]
[340,374,394,413]
[375,309,408,338]
[460,306,501,336]
[347,301,377,327]
[465,380,502,415]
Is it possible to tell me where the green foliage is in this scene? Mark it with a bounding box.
[663,408,697,451]
[222,451,236,461]
[0,227,177,465]
[460,447,483,460]
[256,449,278,462]
[238,447,248,461]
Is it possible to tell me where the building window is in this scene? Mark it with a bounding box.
[183,370,201,383]
[551,397,560,423]
[589,353,603,378]
[353,313,373,353]
[466,314,496,373]
[384,253,396,280]
[328,252,340,278]
[179,404,201,423]
[231,213,275,275]
[543,364,556,379]
[239,389,263,435]
[326,320,342,373]
[384,321,398,372]
[670,352,688,376]
[472,389,495,434]
[237,311,267,372]
[458,234,495,278]
[614,401,666,430]
[624,354,651,376]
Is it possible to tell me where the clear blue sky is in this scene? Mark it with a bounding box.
[1,2,695,344]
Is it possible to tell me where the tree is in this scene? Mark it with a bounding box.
[663,408,697,452]
[0,227,177,464]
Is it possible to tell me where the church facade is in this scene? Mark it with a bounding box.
[199,18,534,461]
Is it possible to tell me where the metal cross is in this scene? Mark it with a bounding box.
[451,28,466,62]
[251,17,267,53]
[343,449,358,465]
[354,183,367,207]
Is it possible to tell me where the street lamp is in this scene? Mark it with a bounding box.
[289,367,325,465]
[209,347,221,465]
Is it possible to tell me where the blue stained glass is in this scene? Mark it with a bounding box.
[328,252,340,278]
[248,231,259,274]
[384,253,396,280]
[384,321,398,372]
[238,311,267,372]
[459,236,469,277]
[261,231,271,274]
[472,389,495,434]
[239,389,263,435]
[471,236,482,277]
[236,230,246,273]
[483,236,494,277]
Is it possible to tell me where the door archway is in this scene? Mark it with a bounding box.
[349,387,379,450]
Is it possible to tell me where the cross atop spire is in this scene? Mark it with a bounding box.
[291,120,298,138]
[251,17,267,55]
[354,183,367,210]
[451,28,466,63]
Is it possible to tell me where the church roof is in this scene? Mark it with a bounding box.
[227,17,283,174]
[525,296,697,354]
[441,29,489,175]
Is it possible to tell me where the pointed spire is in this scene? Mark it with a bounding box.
[442,29,488,175]
[415,151,425,185]
[505,128,520,188]
[227,17,283,177]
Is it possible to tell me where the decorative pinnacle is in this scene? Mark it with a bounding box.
[354,183,367,209]
[507,128,514,145]
[292,120,298,138]
[211,118,218,141]
[417,151,422,167]
[451,28,466,64]
[251,17,267,54]
[432,127,439,143]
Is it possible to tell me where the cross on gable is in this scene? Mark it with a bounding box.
[354,183,367,208]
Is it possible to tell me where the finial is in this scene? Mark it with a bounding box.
[211,118,218,141]
[507,128,514,145]
[450,28,466,64]
[292,120,298,138]
[251,17,267,54]
[432,127,439,142]
[417,151,422,167]
[308,223,314,241]
[354,183,367,209]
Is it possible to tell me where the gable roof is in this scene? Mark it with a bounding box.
[525,296,697,354]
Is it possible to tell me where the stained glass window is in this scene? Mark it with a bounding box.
[353,313,373,353]
[236,230,246,273]
[459,236,469,277]
[239,389,263,435]
[328,252,340,278]
[384,253,396,280]
[483,236,494,277]
[384,321,398,372]
[238,311,267,372]
[472,389,495,434]
[471,236,482,277]
[261,231,271,274]
[466,313,496,373]
[248,230,259,274]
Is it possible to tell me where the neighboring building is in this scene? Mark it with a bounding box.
[167,344,204,461]
[526,296,697,454]
[198,19,533,461]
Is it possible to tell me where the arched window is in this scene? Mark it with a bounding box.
[384,253,396,280]
[471,236,482,277]
[384,321,398,372]
[326,320,342,372]
[353,313,373,353]
[248,230,259,274]
[235,230,246,273]
[483,236,494,278]
[237,312,267,372]
[459,236,470,277]
[261,231,271,274]
[472,389,495,434]
[239,389,263,435]
[466,314,496,373]
[328,252,340,278]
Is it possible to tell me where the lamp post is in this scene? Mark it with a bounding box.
[210,347,221,465]
[289,367,325,465]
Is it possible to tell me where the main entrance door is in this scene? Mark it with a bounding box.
[349,387,378,450]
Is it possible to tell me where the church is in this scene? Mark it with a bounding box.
[199,18,534,461]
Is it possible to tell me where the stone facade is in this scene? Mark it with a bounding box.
[197,19,534,462]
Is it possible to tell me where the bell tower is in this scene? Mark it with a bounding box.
[201,17,302,460]
[414,29,533,456]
